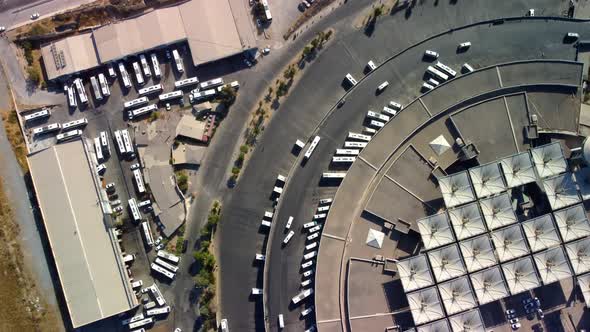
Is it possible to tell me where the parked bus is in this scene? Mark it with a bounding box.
[56,129,82,142]
[435,61,457,77]
[114,130,126,155]
[322,172,346,179]
[366,110,390,122]
[157,250,180,264]
[124,96,149,109]
[175,77,199,89]
[141,221,154,247]
[149,284,166,306]
[150,53,161,78]
[67,86,77,108]
[100,131,110,155]
[24,108,51,122]
[345,73,357,86]
[133,169,146,194]
[335,149,359,156]
[139,54,151,77]
[347,132,371,142]
[189,89,216,103]
[426,65,449,81]
[118,62,132,88]
[199,78,223,90]
[155,258,179,273]
[146,306,170,316]
[128,104,157,120]
[151,263,175,280]
[172,49,184,73]
[122,313,144,325]
[128,317,153,330]
[94,137,104,161]
[128,198,141,222]
[138,84,163,96]
[261,0,272,21]
[304,136,321,159]
[121,129,133,153]
[98,73,110,96]
[217,80,239,92]
[292,289,313,305]
[158,90,183,102]
[332,156,355,163]
[32,123,60,135]
[344,141,367,148]
[132,62,144,86]
[319,198,333,205]
[74,78,88,104]
[90,76,102,100]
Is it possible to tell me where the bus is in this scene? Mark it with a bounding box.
[128,317,153,330]
[426,66,449,81]
[292,289,313,305]
[133,169,146,194]
[98,73,110,96]
[304,136,321,159]
[172,49,184,73]
[100,131,110,155]
[319,198,333,205]
[33,123,61,135]
[157,250,180,264]
[335,149,359,156]
[150,53,161,78]
[24,108,51,122]
[149,284,166,306]
[366,110,390,122]
[138,84,163,96]
[217,80,239,92]
[175,77,199,89]
[128,198,142,221]
[344,141,367,148]
[151,263,175,280]
[261,0,272,21]
[121,129,133,153]
[118,62,132,88]
[114,130,126,155]
[90,76,102,101]
[155,258,179,273]
[347,132,371,142]
[435,61,457,77]
[139,54,151,77]
[128,104,157,120]
[345,73,357,86]
[94,137,104,161]
[332,156,356,163]
[56,129,82,142]
[368,120,385,129]
[382,106,397,117]
[389,101,403,111]
[73,78,88,104]
[141,221,154,247]
[322,172,346,179]
[124,96,149,109]
[67,86,77,108]
[122,313,144,325]
[199,78,223,90]
[189,89,216,103]
[146,306,170,316]
[133,62,144,86]
[158,90,183,102]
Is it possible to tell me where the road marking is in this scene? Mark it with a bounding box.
[322,233,346,241]
[496,66,504,87]
[419,97,432,117]
[358,156,377,171]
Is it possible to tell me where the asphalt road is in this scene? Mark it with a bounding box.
[0,0,95,30]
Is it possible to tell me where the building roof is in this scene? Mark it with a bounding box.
[27,140,136,327]
[553,204,590,242]
[459,235,497,273]
[533,246,572,284]
[438,171,476,208]
[491,224,530,262]
[522,214,561,252]
[427,244,467,283]
[398,254,435,292]
[438,276,477,316]
[565,237,590,275]
[429,135,451,156]
[531,142,567,178]
[542,173,581,211]
[417,319,451,332]
[499,152,536,188]
[448,309,485,332]
[468,162,505,198]
[577,273,590,307]
[175,115,208,142]
[501,256,541,295]
[478,193,517,230]
[41,33,99,81]
[366,228,384,248]
[417,212,455,250]
[469,266,509,305]
[448,202,486,241]
[407,287,446,325]
[172,143,207,165]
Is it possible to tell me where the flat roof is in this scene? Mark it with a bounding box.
[41,32,99,81]
[28,139,136,327]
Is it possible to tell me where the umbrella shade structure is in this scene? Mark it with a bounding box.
[553,204,590,242]
[522,214,561,252]
[531,142,567,178]
[502,256,541,295]
[491,224,530,262]
[438,171,476,208]
[533,246,572,284]
[469,162,506,198]
[448,202,487,241]
[459,235,497,273]
[500,152,536,188]
[438,276,477,316]
[427,244,467,283]
[469,266,509,305]
[479,193,517,230]
[542,173,581,211]
[565,237,590,275]
[407,287,446,325]
[397,254,435,292]
[430,135,452,156]
[417,319,451,332]
[578,273,590,308]
[448,309,485,332]
[417,212,456,250]
[366,228,384,249]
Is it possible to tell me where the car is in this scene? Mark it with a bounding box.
[130,163,140,170]
[522,298,533,305]
[533,297,540,308]
[96,164,107,174]
[182,239,188,253]
[165,103,171,111]
[174,328,182,332]
[337,98,346,108]
[110,199,121,206]
[458,41,471,50]
[113,206,123,213]
[302,0,311,8]
[511,322,521,330]
[30,13,40,20]
[106,182,116,191]
[567,32,580,40]
[424,50,439,59]
[155,236,163,245]
[249,0,254,5]
[220,319,229,332]
[166,50,172,59]
[262,47,271,55]
[537,308,544,319]
[155,243,165,251]
[251,288,262,295]
[509,318,519,324]
[0,26,5,33]
[301,305,314,317]
[527,8,535,16]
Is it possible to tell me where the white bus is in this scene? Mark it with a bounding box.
[345,73,357,86]
[332,156,355,163]
[151,263,175,280]
[124,96,149,109]
[217,80,240,92]
[348,132,371,142]
[98,73,110,96]
[155,258,179,273]
[138,84,163,96]
[317,205,330,212]
[74,78,88,104]
[128,317,153,330]
[283,230,295,244]
[121,129,133,153]
[313,213,326,220]
[141,221,153,247]
[319,198,333,205]
[24,108,50,122]
[435,61,457,77]
[150,53,161,78]
[175,77,199,89]
[149,284,166,306]
[426,66,449,81]
[118,62,132,88]
[292,289,313,305]
[304,136,321,159]
[139,54,151,77]
[199,78,223,90]
[32,123,60,135]
[364,127,377,135]
[382,106,397,117]
[100,131,110,155]
[94,137,104,161]
[90,76,102,100]
[369,120,385,128]
[56,129,82,142]
[335,149,359,156]
[114,130,126,154]
[344,141,367,148]
[157,250,180,264]
[67,86,77,108]
[122,313,144,325]
[189,89,216,103]
[264,211,274,219]
[133,62,144,86]
[366,110,390,122]
[172,49,184,73]
[322,172,346,179]
[133,169,146,194]
[146,306,170,316]
[159,90,183,102]
[128,198,142,222]
[389,101,403,111]
[261,0,272,21]
[304,251,317,260]
[128,104,157,120]
[367,60,377,71]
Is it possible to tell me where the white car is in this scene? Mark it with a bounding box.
[130,163,140,170]
[155,236,163,245]
[567,32,580,40]
[113,206,123,213]
[110,199,121,206]
[458,41,471,50]
[527,9,535,16]
[30,13,40,20]
[96,164,107,174]
[424,50,439,59]
[106,182,115,191]
[262,47,271,55]
[0,26,5,33]
[251,288,262,295]
[301,305,314,317]
[155,243,165,251]
[220,319,229,332]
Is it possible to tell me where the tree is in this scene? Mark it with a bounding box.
[283,65,297,80]
[253,3,265,17]
[324,30,333,41]
[218,86,237,107]
[302,45,312,58]
[240,145,249,154]
[176,171,189,192]
[374,6,383,17]
[310,38,320,50]
[27,67,41,85]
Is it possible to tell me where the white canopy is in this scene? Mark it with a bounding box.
[469,163,506,198]
[531,142,567,178]
[459,235,497,273]
[577,273,590,308]
[553,204,590,242]
[533,246,572,284]
[438,276,477,316]
[407,287,446,325]
[427,244,467,283]
[417,212,456,250]
[542,173,581,211]
[522,214,560,252]
[366,228,384,249]
[448,202,487,241]
[565,237,590,275]
[397,254,435,292]
[500,152,536,188]
[469,266,509,305]
[448,309,485,332]
[417,319,451,332]
[430,135,451,156]
[502,256,541,295]
[438,171,476,208]
[491,224,530,262]
[479,193,517,230]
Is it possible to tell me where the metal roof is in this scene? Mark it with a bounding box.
[448,202,487,241]
[533,246,572,284]
[499,152,536,188]
[438,276,477,316]
[491,224,530,262]
[542,173,581,211]
[429,135,451,156]
[459,235,497,273]
[501,256,541,295]
[469,266,509,305]
[577,273,590,307]
[522,214,561,252]
[417,212,456,250]
[553,204,590,242]
[438,171,476,208]
[478,193,517,230]
[398,254,435,292]
[531,142,567,178]
[427,244,467,283]
[407,287,446,325]
[565,237,590,275]
[448,309,485,332]
[417,319,451,332]
[469,163,505,198]
[41,33,99,81]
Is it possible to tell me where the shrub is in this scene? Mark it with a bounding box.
[176,170,189,192]
[27,67,41,85]
[28,24,50,37]
[240,145,249,154]
[231,166,240,175]
[218,86,237,107]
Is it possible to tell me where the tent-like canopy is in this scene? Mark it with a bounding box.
[522,214,560,252]
[427,244,467,283]
[438,171,476,208]
[565,237,590,275]
[469,266,509,305]
[459,235,497,273]
[553,204,590,242]
[577,273,590,308]
[407,287,446,325]
[417,319,451,332]
[417,212,456,250]
[502,256,541,295]
[448,202,487,241]
[479,193,517,230]
[491,224,530,262]
[438,276,477,316]
[397,254,435,293]
[366,228,384,249]
[533,246,572,285]
[500,152,537,188]
[531,142,567,178]
[469,163,506,198]
[430,135,451,156]
[448,309,485,332]
[542,173,581,211]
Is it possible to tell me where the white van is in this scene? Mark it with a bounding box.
[462,63,474,73]
[377,81,389,92]
[278,314,284,329]
[424,50,439,59]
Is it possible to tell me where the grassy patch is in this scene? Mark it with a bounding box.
[0,106,28,172]
[175,170,189,193]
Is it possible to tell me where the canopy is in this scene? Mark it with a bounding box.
[469,266,509,305]
[522,214,560,252]
[459,235,497,273]
[397,254,434,292]
[491,224,529,262]
[407,287,446,325]
[578,273,590,308]
[430,135,451,156]
[531,142,567,178]
[417,212,455,250]
[448,202,487,241]
[469,163,506,198]
[417,319,451,332]
[542,173,581,211]
[366,228,384,249]
[438,276,477,316]
[448,309,484,332]
[500,152,536,188]
[438,171,476,208]
[427,244,467,283]
[553,204,590,242]
[533,246,572,284]
[479,193,517,230]
[565,237,590,275]
[502,256,541,295]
